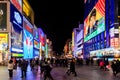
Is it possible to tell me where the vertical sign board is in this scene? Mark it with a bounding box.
[10,3,23,57]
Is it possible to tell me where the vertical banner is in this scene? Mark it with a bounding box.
[23,29,33,59]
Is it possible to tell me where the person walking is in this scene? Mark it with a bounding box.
[43,61,53,80]
[68,58,77,77]
[20,59,28,78]
[8,59,14,79]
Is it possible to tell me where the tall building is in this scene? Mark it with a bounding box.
[84,0,120,60]
[72,24,84,58]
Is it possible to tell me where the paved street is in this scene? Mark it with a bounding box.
[0,65,120,80]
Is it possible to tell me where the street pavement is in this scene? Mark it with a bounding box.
[0,65,120,80]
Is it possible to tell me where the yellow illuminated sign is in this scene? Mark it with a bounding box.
[0,33,8,50]
[23,0,34,24]
[23,0,31,16]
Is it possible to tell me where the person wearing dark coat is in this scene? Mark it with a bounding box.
[43,61,53,80]
[70,58,77,76]
[20,59,28,78]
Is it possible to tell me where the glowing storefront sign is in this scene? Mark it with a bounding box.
[12,53,23,57]
[72,32,74,51]
[0,33,8,51]
[110,38,119,47]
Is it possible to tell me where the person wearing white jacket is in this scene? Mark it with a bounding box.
[8,59,14,78]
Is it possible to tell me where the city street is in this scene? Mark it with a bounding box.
[0,65,120,80]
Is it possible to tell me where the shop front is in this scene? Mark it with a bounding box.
[90,47,120,61]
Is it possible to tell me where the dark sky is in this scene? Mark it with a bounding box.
[28,0,84,53]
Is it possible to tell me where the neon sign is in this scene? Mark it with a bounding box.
[10,0,22,12]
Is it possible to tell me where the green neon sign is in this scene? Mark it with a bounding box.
[12,53,23,57]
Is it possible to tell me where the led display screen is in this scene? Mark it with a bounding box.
[10,3,23,28]
[23,29,33,59]
[0,3,7,31]
[33,28,39,41]
[84,0,105,42]
[23,16,33,34]
[11,24,23,52]
[0,33,8,51]
[10,3,23,53]
[33,49,39,57]
[38,28,45,46]
[34,40,40,49]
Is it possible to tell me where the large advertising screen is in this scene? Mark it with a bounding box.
[38,28,45,46]
[23,29,33,59]
[34,40,40,49]
[23,16,33,34]
[0,33,8,51]
[10,3,23,53]
[0,3,7,31]
[84,0,105,42]
[33,28,39,41]
[33,49,39,58]
[10,3,23,28]
[11,24,23,52]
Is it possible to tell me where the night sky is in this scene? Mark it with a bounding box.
[28,0,84,54]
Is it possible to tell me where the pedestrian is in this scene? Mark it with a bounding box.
[8,59,14,79]
[66,59,71,75]
[68,58,77,77]
[20,59,28,78]
[43,61,53,80]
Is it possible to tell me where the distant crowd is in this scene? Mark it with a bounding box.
[7,57,120,79]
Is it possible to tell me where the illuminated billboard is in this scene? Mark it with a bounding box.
[33,28,39,41]
[23,0,34,24]
[10,3,23,53]
[84,0,105,42]
[33,49,39,57]
[38,28,45,46]
[11,23,23,52]
[34,40,40,49]
[0,33,8,51]
[0,3,7,31]
[23,29,33,59]
[23,16,33,34]
[10,0,22,13]
[12,53,23,57]
[10,3,23,28]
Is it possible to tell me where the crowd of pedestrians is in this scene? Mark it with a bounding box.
[7,57,120,79]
